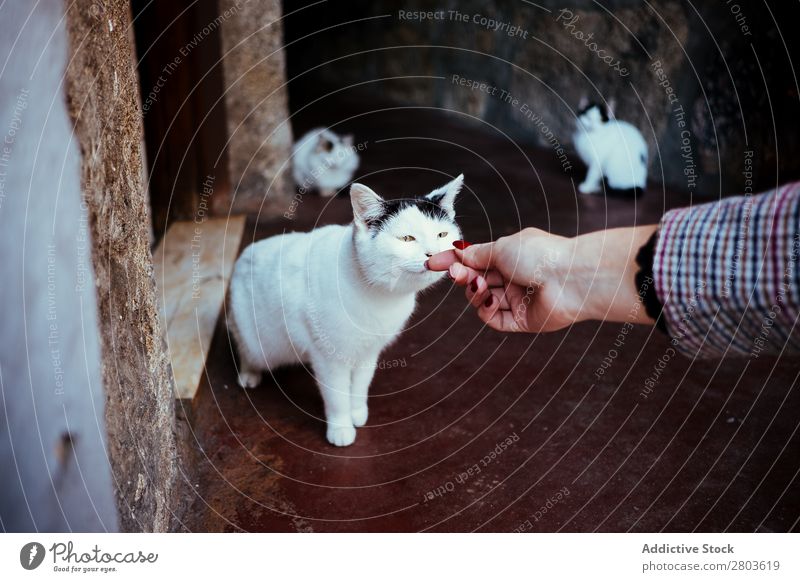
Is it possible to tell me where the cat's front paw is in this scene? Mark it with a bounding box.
[578,181,599,194]
[326,424,357,447]
[237,370,261,389]
[351,406,369,427]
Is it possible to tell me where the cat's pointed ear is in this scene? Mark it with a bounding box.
[342,134,354,147]
[350,183,384,228]
[426,173,463,218]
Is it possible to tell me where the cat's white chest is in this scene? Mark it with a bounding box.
[315,289,415,361]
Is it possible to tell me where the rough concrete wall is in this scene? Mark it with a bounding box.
[287,0,800,195]
[64,0,180,532]
[219,0,293,215]
[439,2,689,188]
[290,0,690,188]
[508,4,687,170]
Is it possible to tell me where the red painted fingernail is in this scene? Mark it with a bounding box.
[484,295,494,308]
[453,240,472,250]
[424,260,430,270]
[470,280,478,293]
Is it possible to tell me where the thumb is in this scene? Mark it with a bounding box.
[456,241,495,270]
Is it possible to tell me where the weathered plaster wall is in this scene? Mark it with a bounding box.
[219,0,294,216]
[0,0,118,532]
[64,0,180,532]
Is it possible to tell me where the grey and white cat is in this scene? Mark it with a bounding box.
[227,175,464,446]
[291,127,360,197]
[573,101,648,197]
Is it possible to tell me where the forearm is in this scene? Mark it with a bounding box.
[570,225,659,325]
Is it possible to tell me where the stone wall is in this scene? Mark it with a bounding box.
[219,0,294,215]
[285,0,800,196]
[64,0,180,532]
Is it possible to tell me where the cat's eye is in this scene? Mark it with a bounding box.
[399,235,416,242]
[438,232,448,238]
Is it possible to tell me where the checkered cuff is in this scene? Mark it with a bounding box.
[653,182,800,359]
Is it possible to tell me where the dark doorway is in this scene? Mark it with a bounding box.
[131,0,231,238]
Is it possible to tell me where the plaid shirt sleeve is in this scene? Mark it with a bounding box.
[653,182,800,359]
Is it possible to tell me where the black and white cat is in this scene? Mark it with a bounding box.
[291,127,360,197]
[573,101,648,197]
[227,175,464,446]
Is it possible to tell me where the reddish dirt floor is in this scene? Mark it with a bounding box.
[179,92,800,532]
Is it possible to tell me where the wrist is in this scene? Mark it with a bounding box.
[570,225,658,324]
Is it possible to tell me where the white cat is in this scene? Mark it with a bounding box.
[291,127,360,197]
[227,175,464,446]
[573,101,648,197]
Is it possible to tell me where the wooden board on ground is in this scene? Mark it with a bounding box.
[153,216,245,400]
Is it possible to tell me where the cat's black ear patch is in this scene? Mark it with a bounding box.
[578,102,609,122]
[315,133,334,153]
[415,190,453,225]
[365,197,451,237]
[365,198,404,234]
[424,174,463,219]
[426,193,445,205]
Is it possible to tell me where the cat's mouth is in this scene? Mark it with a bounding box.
[398,263,438,277]
[415,264,445,277]
[386,259,450,280]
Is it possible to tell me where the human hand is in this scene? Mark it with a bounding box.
[426,226,658,333]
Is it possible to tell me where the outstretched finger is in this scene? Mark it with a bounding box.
[426,249,458,271]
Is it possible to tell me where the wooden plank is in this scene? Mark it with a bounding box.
[153,216,245,400]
